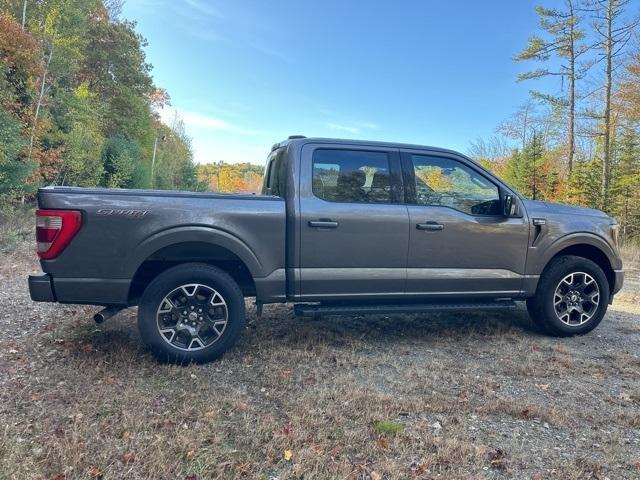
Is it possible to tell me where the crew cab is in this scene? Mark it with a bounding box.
[29,137,624,362]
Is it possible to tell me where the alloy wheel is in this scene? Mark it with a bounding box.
[156,283,228,351]
[553,272,600,326]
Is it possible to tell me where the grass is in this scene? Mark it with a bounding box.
[0,213,639,479]
[621,241,640,268]
[0,204,33,253]
[371,420,405,436]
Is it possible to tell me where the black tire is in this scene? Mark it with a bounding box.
[138,263,246,363]
[526,255,609,337]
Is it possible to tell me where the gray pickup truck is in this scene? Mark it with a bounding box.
[29,136,624,362]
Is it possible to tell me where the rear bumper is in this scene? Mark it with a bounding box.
[29,274,129,305]
[29,273,56,302]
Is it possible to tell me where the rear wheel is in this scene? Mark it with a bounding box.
[526,255,609,337]
[138,263,246,363]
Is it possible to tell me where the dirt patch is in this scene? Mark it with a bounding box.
[1,242,639,479]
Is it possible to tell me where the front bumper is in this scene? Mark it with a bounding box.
[28,273,56,302]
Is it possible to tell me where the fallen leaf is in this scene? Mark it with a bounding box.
[275,423,294,436]
[488,447,507,470]
[185,450,195,461]
[121,452,136,464]
[305,376,317,385]
[376,437,388,449]
[87,465,103,479]
[370,471,382,480]
[284,449,293,461]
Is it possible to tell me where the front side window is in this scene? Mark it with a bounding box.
[411,155,500,215]
[312,149,393,203]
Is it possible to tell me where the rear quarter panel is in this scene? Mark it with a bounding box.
[37,188,286,301]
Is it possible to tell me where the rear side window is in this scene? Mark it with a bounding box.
[312,149,393,204]
[262,148,285,197]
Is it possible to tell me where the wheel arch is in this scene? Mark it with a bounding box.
[127,227,261,304]
[539,235,617,294]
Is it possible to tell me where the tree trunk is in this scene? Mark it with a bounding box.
[601,0,613,210]
[27,46,53,164]
[567,0,576,174]
[21,0,27,29]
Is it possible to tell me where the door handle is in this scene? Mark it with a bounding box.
[416,222,444,231]
[308,220,339,228]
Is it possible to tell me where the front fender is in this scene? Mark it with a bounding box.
[527,231,621,276]
[126,225,264,278]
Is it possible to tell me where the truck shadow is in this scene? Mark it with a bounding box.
[246,302,540,347]
[68,303,540,364]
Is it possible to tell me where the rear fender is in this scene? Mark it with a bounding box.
[127,226,263,278]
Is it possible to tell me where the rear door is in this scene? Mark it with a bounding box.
[402,150,530,297]
[297,143,409,300]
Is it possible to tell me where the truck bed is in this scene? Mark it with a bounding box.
[36,186,287,305]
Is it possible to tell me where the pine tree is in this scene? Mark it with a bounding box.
[590,0,639,209]
[515,1,587,173]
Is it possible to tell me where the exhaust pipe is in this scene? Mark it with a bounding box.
[94,306,123,324]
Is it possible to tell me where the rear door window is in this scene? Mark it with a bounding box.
[312,149,395,204]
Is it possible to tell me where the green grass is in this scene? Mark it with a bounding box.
[372,420,405,435]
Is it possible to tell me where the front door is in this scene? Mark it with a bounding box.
[298,144,409,300]
[402,150,530,297]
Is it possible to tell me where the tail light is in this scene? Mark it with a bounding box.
[36,209,82,259]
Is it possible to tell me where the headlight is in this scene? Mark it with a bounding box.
[610,223,620,249]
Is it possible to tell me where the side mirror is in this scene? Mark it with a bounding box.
[503,194,514,217]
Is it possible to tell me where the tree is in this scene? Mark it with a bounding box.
[590,0,639,208]
[515,1,588,173]
[0,0,197,210]
[102,135,138,188]
[0,107,34,199]
[619,48,640,122]
[610,126,640,237]
[504,131,560,200]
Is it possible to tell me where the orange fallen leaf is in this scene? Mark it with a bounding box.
[122,452,136,464]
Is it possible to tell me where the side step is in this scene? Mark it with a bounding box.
[294,300,517,318]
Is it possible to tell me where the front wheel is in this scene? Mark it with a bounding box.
[138,263,246,363]
[526,255,610,337]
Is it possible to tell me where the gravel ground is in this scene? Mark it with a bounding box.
[0,241,639,479]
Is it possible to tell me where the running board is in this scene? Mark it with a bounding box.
[294,300,517,318]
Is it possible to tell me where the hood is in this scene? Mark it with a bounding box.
[522,199,611,220]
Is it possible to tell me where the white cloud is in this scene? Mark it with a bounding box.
[158,106,257,135]
[327,123,362,134]
[191,138,269,165]
[327,121,379,135]
[157,105,272,164]
[182,0,224,18]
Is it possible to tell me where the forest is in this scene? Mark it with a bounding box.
[470,0,640,241]
[1,0,640,242]
[0,0,205,212]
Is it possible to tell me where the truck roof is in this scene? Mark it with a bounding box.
[276,136,466,157]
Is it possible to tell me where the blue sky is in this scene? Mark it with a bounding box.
[122,0,562,165]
